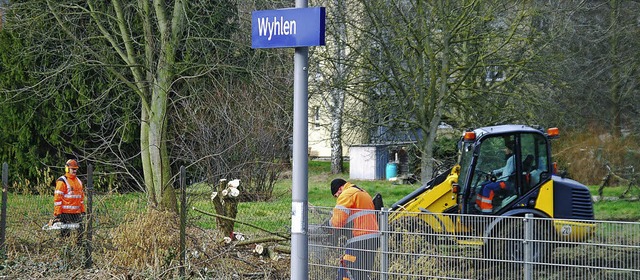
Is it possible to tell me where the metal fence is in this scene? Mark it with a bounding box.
[309,206,640,280]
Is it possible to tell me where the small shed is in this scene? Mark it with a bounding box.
[349,144,389,180]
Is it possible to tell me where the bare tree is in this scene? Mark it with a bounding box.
[168,0,293,201]
[345,0,542,182]
[536,0,640,135]
[326,0,349,174]
[38,0,191,210]
[170,67,292,201]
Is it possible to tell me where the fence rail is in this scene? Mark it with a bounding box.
[309,206,640,280]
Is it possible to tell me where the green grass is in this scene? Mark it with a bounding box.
[593,200,640,221]
[222,161,640,232]
[308,160,334,174]
[588,185,640,198]
[588,185,640,221]
[14,161,639,239]
[301,161,420,208]
[183,161,425,234]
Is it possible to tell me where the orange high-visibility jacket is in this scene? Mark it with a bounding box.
[476,181,506,213]
[330,183,379,239]
[54,175,85,216]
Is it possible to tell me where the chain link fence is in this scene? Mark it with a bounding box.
[0,162,293,278]
[0,163,148,272]
[309,206,640,280]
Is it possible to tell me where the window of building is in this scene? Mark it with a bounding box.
[485,65,505,82]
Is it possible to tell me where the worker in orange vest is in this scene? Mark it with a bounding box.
[51,159,85,242]
[329,178,380,280]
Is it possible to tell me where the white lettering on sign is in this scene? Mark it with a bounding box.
[257,16,297,41]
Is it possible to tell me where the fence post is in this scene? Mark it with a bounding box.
[379,208,388,280]
[179,166,186,278]
[524,213,533,280]
[84,164,93,268]
[1,162,8,259]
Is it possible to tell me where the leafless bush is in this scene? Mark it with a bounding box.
[553,128,640,185]
[171,74,292,202]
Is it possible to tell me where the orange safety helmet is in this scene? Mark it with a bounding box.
[65,159,79,173]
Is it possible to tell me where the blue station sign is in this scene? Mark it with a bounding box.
[252,7,326,49]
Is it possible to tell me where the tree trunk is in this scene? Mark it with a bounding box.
[330,108,344,174]
[141,0,184,212]
[211,181,239,238]
[420,125,439,183]
[330,0,348,175]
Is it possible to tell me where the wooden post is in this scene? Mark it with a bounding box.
[1,162,8,259]
[179,166,186,277]
[84,164,93,268]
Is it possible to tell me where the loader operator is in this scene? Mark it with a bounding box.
[50,159,85,242]
[476,139,515,213]
[492,139,515,181]
[329,178,380,280]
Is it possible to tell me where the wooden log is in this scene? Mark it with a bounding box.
[254,244,266,255]
[237,236,287,246]
[272,245,291,254]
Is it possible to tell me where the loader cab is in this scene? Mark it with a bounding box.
[457,125,553,215]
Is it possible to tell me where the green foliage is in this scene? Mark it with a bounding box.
[433,136,458,160]
[0,29,58,183]
[0,2,143,191]
[9,166,57,195]
[399,135,459,178]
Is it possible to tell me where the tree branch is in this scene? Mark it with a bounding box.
[191,207,291,240]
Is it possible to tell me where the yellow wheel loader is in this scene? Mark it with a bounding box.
[388,124,595,261]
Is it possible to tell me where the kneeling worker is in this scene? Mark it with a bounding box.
[329,178,380,280]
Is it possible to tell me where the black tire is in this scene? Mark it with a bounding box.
[483,216,553,262]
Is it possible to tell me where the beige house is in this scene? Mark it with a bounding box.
[306,2,367,160]
[307,105,334,158]
[307,102,361,159]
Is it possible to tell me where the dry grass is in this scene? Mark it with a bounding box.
[0,206,291,279]
[552,129,640,185]
[106,209,181,270]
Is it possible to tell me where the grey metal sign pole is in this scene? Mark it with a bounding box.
[290,0,309,278]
